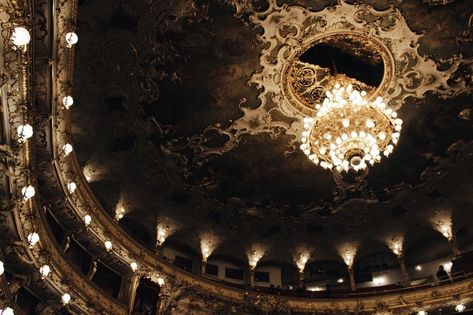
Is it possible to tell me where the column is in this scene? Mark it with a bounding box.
[450,236,461,256]
[249,268,255,287]
[348,267,356,291]
[117,274,140,314]
[397,255,410,287]
[201,259,207,275]
[299,271,305,287]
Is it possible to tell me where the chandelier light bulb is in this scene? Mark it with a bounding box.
[300,83,402,172]
[0,261,4,275]
[455,304,466,312]
[83,214,92,226]
[67,182,77,194]
[62,96,74,109]
[415,265,422,271]
[337,278,344,283]
[17,124,33,142]
[0,307,14,315]
[130,261,138,272]
[65,32,78,47]
[39,265,51,278]
[61,293,71,305]
[27,232,40,247]
[21,185,35,200]
[418,311,427,315]
[157,277,165,286]
[63,143,73,156]
[11,27,31,46]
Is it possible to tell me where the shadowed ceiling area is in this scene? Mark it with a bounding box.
[71,0,473,273]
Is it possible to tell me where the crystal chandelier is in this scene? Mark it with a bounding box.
[300,83,402,172]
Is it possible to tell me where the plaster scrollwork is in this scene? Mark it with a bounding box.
[155,0,471,187]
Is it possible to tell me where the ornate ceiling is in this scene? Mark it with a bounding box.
[69,0,473,269]
[71,1,473,268]
[1,0,473,314]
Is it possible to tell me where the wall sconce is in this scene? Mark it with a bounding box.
[21,185,35,200]
[200,233,219,262]
[341,250,355,268]
[17,124,33,142]
[156,225,171,246]
[27,232,40,247]
[65,32,78,47]
[11,27,31,46]
[295,251,311,273]
[115,205,126,221]
[441,225,453,241]
[247,245,265,270]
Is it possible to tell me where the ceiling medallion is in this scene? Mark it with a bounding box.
[225,0,460,164]
[300,81,402,172]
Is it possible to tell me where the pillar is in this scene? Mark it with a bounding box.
[117,274,140,314]
[201,259,207,275]
[450,236,461,256]
[348,267,356,291]
[299,271,305,286]
[397,255,410,287]
[249,268,255,287]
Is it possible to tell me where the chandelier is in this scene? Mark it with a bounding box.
[300,82,402,172]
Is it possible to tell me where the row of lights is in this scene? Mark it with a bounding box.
[10,18,170,315]
[417,304,466,314]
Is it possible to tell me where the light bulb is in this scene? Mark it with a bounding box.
[415,265,422,271]
[0,307,15,315]
[63,143,73,156]
[455,304,466,312]
[418,311,427,315]
[40,265,51,278]
[27,232,40,247]
[11,27,31,46]
[83,214,92,226]
[104,240,113,251]
[21,185,35,200]
[17,124,33,142]
[62,96,74,109]
[0,261,4,275]
[130,261,138,272]
[61,293,71,305]
[157,277,165,286]
[67,182,77,194]
[65,32,78,46]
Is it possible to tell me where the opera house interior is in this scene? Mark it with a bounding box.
[2,0,473,314]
